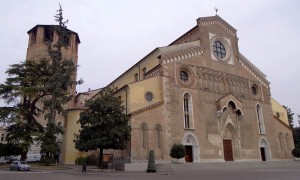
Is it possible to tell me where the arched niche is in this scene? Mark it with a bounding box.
[182,132,200,162]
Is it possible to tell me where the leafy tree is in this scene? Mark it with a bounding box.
[292,148,300,158]
[0,143,23,157]
[283,105,300,149]
[0,60,50,160]
[170,143,186,159]
[293,127,300,148]
[74,87,130,169]
[283,105,294,128]
[39,4,82,161]
[0,4,82,162]
[0,107,17,124]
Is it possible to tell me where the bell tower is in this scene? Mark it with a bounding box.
[26,25,80,108]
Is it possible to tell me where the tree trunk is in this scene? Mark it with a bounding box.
[99,148,103,171]
[20,151,27,161]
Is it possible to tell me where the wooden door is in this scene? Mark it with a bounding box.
[223,140,233,161]
[185,146,193,162]
[260,147,266,161]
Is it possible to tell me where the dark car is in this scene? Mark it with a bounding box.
[10,161,31,171]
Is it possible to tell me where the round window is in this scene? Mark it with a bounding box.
[177,66,194,87]
[145,92,153,102]
[180,71,189,82]
[213,40,226,59]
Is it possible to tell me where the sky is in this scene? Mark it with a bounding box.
[0,0,299,126]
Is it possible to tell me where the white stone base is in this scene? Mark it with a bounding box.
[124,163,148,171]
[198,159,225,163]
[293,157,300,161]
[234,159,261,162]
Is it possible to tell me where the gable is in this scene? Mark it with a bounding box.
[170,16,237,46]
[197,16,237,37]
[167,16,269,89]
[101,15,270,102]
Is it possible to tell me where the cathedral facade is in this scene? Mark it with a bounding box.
[24,16,294,165]
[109,16,294,163]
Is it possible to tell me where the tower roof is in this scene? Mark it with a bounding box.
[27,25,81,43]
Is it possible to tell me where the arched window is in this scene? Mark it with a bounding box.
[279,133,284,151]
[141,123,148,149]
[256,104,266,134]
[286,134,290,152]
[156,125,162,149]
[183,93,193,129]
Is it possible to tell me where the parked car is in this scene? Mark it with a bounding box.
[0,158,7,164]
[10,161,31,171]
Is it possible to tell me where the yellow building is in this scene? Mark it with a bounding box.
[270,98,293,159]
[271,98,289,126]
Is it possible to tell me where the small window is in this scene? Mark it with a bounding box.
[251,85,258,95]
[276,112,280,118]
[180,71,189,82]
[142,68,146,79]
[44,26,53,42]
[62,33,71,46]
[31,31,37,45]
[213,40,226,59]
[134,73,138,82]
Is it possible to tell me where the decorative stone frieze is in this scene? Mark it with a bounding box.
[195,66,261,100]
[144,65,163,79]
[131,101,164,116]
[160,46,205,65]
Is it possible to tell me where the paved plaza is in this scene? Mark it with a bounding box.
[0,161,300,180]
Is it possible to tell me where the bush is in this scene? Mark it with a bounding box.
[292,148,300,158]
[75,157,87,165]
[170,144,185,159]
[86,154,98,165]
[40,157,55,166]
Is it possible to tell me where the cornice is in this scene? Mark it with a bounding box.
[160,46,204,65]
[197,16,237,37]
[130,101,164,116]
[238,53,269,88]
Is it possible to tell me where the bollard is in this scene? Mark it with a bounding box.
[147,150,156,173]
